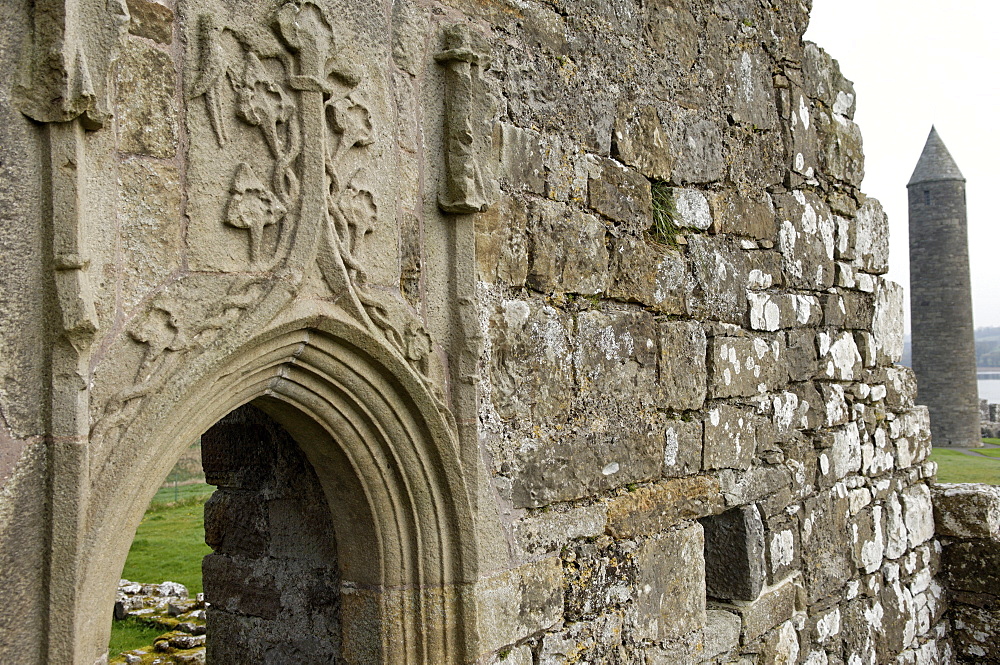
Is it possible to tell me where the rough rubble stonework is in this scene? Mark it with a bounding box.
[0,0,996,663]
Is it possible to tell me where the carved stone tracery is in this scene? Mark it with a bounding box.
[97,1,448,445]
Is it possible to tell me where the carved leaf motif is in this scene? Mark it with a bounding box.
[404,321,432,362]
[235,53,293,155]
[340,186,377,249]
[227,163,286,266]
[329,98,374,149]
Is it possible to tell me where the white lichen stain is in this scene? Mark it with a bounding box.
[770,530,794,571]
[796,96,811,133]
[664,427,679,467]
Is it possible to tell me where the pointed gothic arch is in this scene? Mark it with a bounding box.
[79,309,487,664]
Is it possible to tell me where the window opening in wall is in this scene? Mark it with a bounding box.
[924,190,931,205]
[109,404,343,664]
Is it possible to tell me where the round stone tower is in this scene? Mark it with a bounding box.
[907,127,981,447]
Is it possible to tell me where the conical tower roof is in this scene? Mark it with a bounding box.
[908,126,965,186]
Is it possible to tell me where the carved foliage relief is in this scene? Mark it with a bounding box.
[93,2,447,449]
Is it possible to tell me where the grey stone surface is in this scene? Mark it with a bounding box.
[0,1,987,663]
[701,505,766,601]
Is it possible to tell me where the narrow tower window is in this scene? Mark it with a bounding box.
[924,190,931,205]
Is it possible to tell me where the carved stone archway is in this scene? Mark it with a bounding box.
[79,310,485,664]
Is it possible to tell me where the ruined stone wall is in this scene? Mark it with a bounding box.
[473,0,948,662]
[0,0,982,663]
[933,484,1000,663]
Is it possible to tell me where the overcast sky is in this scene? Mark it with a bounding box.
[804,1,1000,332]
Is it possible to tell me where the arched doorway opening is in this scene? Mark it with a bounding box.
[86,318,491,664]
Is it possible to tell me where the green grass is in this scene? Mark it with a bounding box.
[975,448,1000,458]
[150,482,213,509]
[108,617,164,659]
[120,486,213,594]
[929,448,1000,485]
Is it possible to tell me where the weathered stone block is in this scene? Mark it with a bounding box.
[748,293,821,331]
[511,505,607,557]
[709,189,776,241]
[902,483,935,550]
[883,365,917,410]
[202,555,280,620]
[785,329,818,381]
[801,491,851,604]
[690,236,780,324]
[663,418,703,478]
[802,42,856,117]
[712,574,799,644]
[777,76,821,185]
[611,104,673,180]
[126,0,174,44]
[950,603,1000,663]
[701,505,767,601]
[510,422,663,508]
[763,515,800,586]
[587,157,652,230]
[475,558,564,654]
[576,310,658,401]
[815,106,865,187]
[497,123,546,194]
[818,422,861,482]
[817,331,862,381]
[526,199,609,294]
[884,491,908,561]
[853,196,890,274]
[476,194,529,286]
[719,465,793,508]
[117,39,178,158]
[536,615,626,664]
[707,334,784,398]
[563,539,637,621]
[666,112,725,185]
[702,609,741,659]
[635,523,707,641]
[872,279,905,364]
[671,187,712,230]
[204,492,268,557]
[659,320,707,410]
[488,299,573,422]
[606,475,723,538]
[774,190,835,290]
[932,483,1000,540]
[607,236,692,314]
[704,405,759,471]
[851,505,886,574]
[762,621,801,665]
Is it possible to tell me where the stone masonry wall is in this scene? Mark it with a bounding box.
[474,1,948,662]
[200,405,342,664]
[933,484,1000,663]
[0,0,991,662]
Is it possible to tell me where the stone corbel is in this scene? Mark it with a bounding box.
[434,23,496,214]
[15,0,128,129]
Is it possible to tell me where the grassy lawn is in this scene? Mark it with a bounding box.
[120,484,214,594]
[111,480,214,661]
[108,617,164,658]
[929,447,1000,485]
